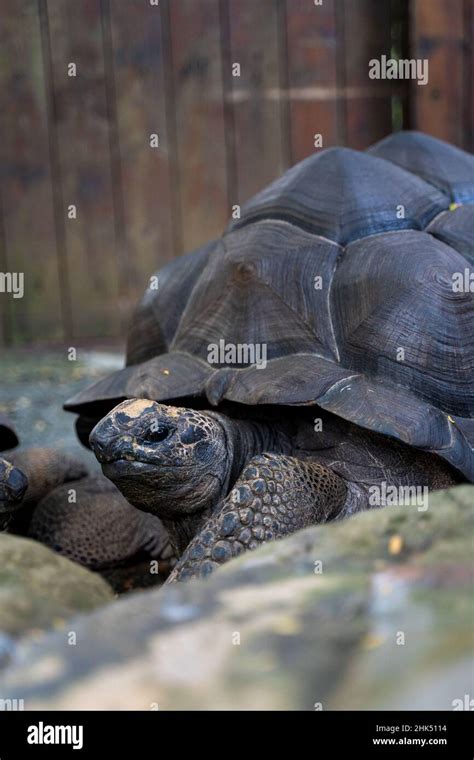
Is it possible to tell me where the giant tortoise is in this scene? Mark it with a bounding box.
[65,131,474,582]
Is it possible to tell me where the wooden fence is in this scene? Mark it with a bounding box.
[0,0,472,345]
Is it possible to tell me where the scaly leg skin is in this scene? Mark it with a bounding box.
[166,453,348,583]
[6,448,87,505]
[0,457,28,530]
[28,475,174,572]
[7,448,88,536]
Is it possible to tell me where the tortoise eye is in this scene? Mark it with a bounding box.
[145,426,170,444]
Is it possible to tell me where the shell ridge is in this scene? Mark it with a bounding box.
[168,240,224,350]
[326,244,346,362]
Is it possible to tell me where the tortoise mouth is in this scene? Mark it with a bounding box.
[100,456,187,475]
[101,459,158,478]
[100,458,214,520]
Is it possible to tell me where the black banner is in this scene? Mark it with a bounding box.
[0,710,472,757]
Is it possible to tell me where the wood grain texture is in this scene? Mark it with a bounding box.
[224,0,288,204]
[166,0,229,251]
[285,0,340,161]
[338,0,394,149]
[0,0,470,344]
[108,0,176,297]
[468,0,474,151]
[411,0,473,149]
[0,0,64,343]
[45,0,122,339]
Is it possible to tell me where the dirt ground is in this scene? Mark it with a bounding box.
[0,347,124,469]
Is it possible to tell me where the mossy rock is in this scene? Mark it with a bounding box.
[0,485,472,709]
[0,534,113,639]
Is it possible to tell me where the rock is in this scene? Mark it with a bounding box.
[0,534,113,642]
[0,485,472,710]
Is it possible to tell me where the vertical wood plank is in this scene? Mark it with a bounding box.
[0,193,12,345]
[100,0,130,314]
[0,0,64,344]
[46,0,122,339]
[338,0,394,148]
[410,0,471,148]
[284,0,340,163]
[464,0,474,151]
[165,0,229,251]
[224,0,287,204]
[108,0,176,294]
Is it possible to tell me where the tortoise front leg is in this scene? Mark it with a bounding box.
[166,453,348,583]
[7,448,88,535]
[0,456,28,530]
[28,475,175,572]
[6,448,87,505]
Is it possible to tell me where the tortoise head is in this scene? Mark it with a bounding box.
[89,399,232,521]
[0,457,28,528]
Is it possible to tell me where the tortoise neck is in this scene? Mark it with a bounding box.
[213,413,292,491]
[164,413,292,556]
[162,510,212,556]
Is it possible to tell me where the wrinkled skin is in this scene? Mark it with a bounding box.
[91,399,232,521]
[90,399,461,582]
[90,400,243,554]
[0,457,28,530]
[5,448,88,537]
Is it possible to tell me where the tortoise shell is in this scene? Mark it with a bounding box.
[65,132,474,480]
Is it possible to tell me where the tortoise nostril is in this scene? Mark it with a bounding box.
[90,429,137,462]
[89,429,109,458]
[89,431,101,451]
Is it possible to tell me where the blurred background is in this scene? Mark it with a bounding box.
[0,0,473,348]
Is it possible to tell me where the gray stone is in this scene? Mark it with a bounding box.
[0,534,113,640]
[0,485,472,710]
